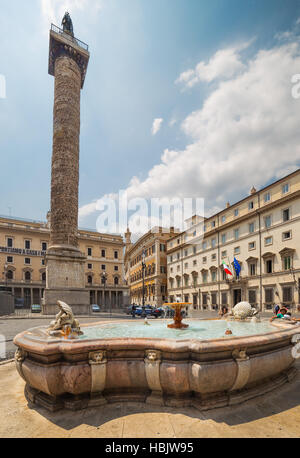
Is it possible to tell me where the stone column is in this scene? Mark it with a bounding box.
[43,24,90,315]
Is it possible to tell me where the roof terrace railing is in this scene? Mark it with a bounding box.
[51,23,89,52]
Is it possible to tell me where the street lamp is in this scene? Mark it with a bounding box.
[4,263,8,291]
[141,249,146,318]
[101,271,108,313]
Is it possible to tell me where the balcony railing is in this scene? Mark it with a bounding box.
[51,24,89,52]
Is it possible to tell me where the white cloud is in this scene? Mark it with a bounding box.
[176,42,251,88]
[80,35,300,234]
[151,118,163,135]
[40,0,102,31]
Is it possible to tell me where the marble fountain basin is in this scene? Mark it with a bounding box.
[13,319,300,412]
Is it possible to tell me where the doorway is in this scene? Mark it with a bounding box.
[233,289,241,306]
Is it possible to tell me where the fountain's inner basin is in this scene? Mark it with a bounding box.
[78,319,277,341]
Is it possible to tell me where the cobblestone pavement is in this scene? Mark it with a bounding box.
[0,359,299,438]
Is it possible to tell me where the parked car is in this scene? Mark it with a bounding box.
[31,304,41,313]
[135,306,153,317]
[15,298,25,309]
[126,305,135,315]
[92,304,100,312]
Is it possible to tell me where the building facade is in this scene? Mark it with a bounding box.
[167,169,300,313]
[0,215,129,309]
[124,227,177,307]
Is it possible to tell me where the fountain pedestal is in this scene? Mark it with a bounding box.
[166,303,190,329]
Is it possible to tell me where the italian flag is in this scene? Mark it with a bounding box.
[222,261,233,276]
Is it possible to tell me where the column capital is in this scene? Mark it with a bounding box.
[48,26,90,88]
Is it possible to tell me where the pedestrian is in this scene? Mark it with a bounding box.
[132,304,136,319]
[274,304,280,315]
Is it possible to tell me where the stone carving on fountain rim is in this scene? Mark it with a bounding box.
[232,348,249,361]
[15,347,27,363]
[145,349,162,362]
[89,350,107,365]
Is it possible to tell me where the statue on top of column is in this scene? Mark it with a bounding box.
[62,12,74,36]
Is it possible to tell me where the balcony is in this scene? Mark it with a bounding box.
[50,24,89,51]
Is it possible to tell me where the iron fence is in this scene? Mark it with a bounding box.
[51,24,89,52]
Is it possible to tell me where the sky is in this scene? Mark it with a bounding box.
[1,0,300,237]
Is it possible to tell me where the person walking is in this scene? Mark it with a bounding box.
[132,304,136,319]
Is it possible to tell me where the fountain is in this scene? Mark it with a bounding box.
[13,301,300,412]
[165,302,191,329]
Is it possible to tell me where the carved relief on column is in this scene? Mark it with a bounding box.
[229,349,250,392]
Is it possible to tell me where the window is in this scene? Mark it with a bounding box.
[211,293,217,305]
[202,272,208,283]
[184,249,188,257]
[42,242,47,251]
[184,263,188,269]
[283,256,291,270]
[87,247,92,256]
[265,288,274,303]
[170,255,173,263]
[283,208,290,222]
[193,246,197,255]
[42,272,46,282]
[203,257,207,263]
[234,246,240,255]
[211,221,216,228]
[221,292,227,305]
[211,238,216,249]
[24,240,31,250]
[202,293,208,306]
[221,234,226,244]
[265,236,273,246]
[282,286,292,303]
[221,216,226,224]
[266,260,273,274]
[170,267,173,273]
[203,225,207,232]
[264,192,271,203]
[6,256,13,263]
[24,271,31,281]
[160,244,166,252]
[202,241,207,250]
[101,265,106,271]
[248,201,254,210]
[114,251,119,259]
[249,222,255,233]
[234,209,239,217]
[222,270,227,281]
[282,231,292,241]
[7,237,13,248]
[250,263,256,276]
[264,215,272,228]
[25,258,31,265]
[114,277,119,286]
[211,271,217,282]
[221,250,227,258]
[177,253,180,260]
[234,229,239,240]
[282,183,289,194]
[193,260,197,266]
[7,270,13,280]
[41,259,45,266]
[184,276,189,287]
[88,264,93,269]
[248,241,256,250]
[87,275,92,284]
[193,231,197,237]
[177,239,180,245]
[101,249,106,258]
[114,266,119,271]
[211,254,217,261]
[249,290,256,305]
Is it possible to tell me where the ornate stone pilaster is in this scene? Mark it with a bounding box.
[14,347,27,382]
[229,349,251,393]
[88,351,108,406]
[144,349,164,405]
